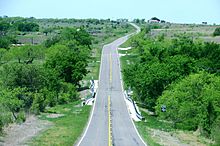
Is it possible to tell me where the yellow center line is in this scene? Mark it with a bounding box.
[108,95,112,146]
[109,53,112,84]
[109,53,113,145]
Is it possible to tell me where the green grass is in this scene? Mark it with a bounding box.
[119,37,132,48]
[139,110,174,131]
[28,101,91,146]
[135,110,174,146]
[135,110,213,146]
[135,122,161,146]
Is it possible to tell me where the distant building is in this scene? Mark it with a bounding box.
[148,17,160,23]
[148,19,160,23]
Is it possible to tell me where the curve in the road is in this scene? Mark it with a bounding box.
[76,23,146,146]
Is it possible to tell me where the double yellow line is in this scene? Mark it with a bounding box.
[108,95,112,146]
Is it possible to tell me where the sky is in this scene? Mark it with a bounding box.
[0,0,220,24]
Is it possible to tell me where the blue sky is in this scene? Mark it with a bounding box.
[0,0,220,24]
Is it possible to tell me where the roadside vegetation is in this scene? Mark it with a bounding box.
[0,17,134,145]
[213,27,220,36]
[0,18,92,133]
[28,101,90,146]
[120,22,220,145]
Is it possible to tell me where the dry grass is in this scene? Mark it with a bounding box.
[150,24,220,43]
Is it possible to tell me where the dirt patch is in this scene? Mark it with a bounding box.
[201,36,220,43]
[79,88,90,100]
[175,131,213,146]
[149,128,212,146]
[149,128,187,146]
[0,115,51,146]
[46,114,64,118]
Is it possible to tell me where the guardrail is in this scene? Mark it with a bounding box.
[124,91,144,121]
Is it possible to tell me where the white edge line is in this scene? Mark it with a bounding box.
[117,47,147,146]
[75,44,106,146]
[116,24,147,146]
[76,23,142,146]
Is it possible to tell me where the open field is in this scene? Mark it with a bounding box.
[149,23,220,43]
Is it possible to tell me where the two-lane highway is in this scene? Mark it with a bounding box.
[77,24,146,146]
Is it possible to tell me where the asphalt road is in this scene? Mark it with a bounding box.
[77,24,146,146]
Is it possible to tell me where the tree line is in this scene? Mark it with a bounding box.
[123,27,220,144]
[0,25,92,133]
[0,18,40,49]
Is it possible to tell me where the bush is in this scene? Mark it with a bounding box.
[213,27,220,36]
[17,22,39,32]
[58,93,71,104]
[211,116,220,145]
[1,63,46,92]
[0,107,12,133]
[16,111,26,123]
[0,98,14,133]
[31,92,46,114]
[44,36,61,48]
[0,36,10,49]
[58,82,78,104]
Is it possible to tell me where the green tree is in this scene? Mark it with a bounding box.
[44,35,61,48]
[43,27,53,36]
[1,63,46,92]
[17,22,39,32]
[0,36,11,49]
[0,21,10,35]
[156,72,220,134]
[0,88,24,120]
[213,27,220,36]
[5,45,45,63]
[45,43,89,86]
[60,27,92,49]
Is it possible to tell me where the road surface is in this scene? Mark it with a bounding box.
[77,24,146,146]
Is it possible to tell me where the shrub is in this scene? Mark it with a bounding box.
[58,82,78,104]
[211,116,220,145]
[31,92,46,114]
[16,111,26,123]
[213,27,220,36]
[0,103,13,133]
